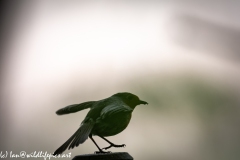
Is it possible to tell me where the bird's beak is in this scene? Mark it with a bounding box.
[138,100,148,105]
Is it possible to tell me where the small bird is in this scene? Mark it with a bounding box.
[53,92,148,155]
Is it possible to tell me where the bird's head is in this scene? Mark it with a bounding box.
[112,92,148,109]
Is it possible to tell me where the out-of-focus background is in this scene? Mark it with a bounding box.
[1,1,240,160]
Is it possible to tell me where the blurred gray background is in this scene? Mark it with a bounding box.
[1,1,240,160]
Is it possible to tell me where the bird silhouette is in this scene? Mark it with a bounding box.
[53,92,148,155]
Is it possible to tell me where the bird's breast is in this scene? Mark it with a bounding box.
[92,112,132,137]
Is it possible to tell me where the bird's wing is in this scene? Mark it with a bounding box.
[56,101,96,115]
[100,104,133,119]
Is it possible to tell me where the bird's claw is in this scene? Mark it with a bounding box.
[102,146,111,150]
[102,144,126,150]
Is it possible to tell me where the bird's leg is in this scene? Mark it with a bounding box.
[99,135,126,150]
[89,134,111,154]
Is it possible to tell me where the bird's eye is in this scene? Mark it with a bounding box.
[126,95,133,101]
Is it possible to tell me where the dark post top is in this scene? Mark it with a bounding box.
[72,152,133,160]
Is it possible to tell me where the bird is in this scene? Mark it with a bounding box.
[53,92,148,155]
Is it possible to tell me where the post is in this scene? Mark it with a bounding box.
[72,152,133,160]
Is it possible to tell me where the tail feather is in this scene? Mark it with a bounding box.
[76,122,93,147]
[53,120,94,155]
[68,129,82,149]
[53,129,79,155]
[68,122,94,149]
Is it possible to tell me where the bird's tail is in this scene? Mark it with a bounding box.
[53,120,94,155]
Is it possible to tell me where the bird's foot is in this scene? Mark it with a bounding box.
[102,144,126,150]
[94,150,111,154]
